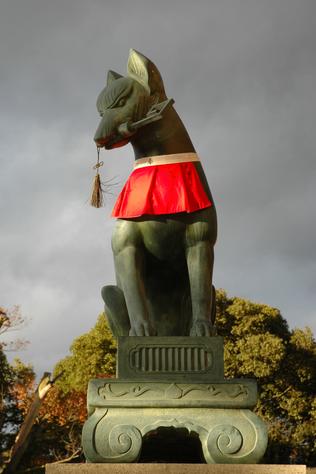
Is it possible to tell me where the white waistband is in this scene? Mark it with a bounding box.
[134,152,199,169]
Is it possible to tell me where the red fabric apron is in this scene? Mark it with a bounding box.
[112,161,211,218]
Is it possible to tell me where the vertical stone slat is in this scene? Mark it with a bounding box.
[161,347,166,371]
[194,347,199,370]
[200,348,206,370]
[141,347,147,371]
[187,347,192,371]
[135,350,140,370]
[155,347,160,371]
[181,347,185,371]
[168,347,173,371]
[148,347,153,371]
[174,347,179,371]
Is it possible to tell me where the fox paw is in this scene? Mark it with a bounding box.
[190,319,214,336]
[129,320,157,336]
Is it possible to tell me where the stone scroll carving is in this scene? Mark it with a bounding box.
[98,382,249,402]
[82,410,142,463]
[82,407,267,464]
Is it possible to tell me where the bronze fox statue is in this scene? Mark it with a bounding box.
[94,50,217,337]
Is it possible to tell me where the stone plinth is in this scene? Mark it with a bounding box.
[117,336,224,381]
[46,463,307,473]
[82,337,268,464]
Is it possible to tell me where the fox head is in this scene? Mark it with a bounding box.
[94,49,167,149]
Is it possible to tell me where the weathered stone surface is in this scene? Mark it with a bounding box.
[83,337,267,465]
[87,379,257,409]
[82,407,267,464]
[117,337,224,381]
[46,463,307,473]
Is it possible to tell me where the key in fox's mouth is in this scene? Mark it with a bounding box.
[95,134,129,150]
[105,138,130,149]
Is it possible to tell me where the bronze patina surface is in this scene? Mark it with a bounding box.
[95,49,217,338]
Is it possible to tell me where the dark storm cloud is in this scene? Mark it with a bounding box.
[0,0,315,375]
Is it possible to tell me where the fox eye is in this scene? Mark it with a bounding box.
[116,97,126,107]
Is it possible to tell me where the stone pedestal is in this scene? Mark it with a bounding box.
[82,337,268,464]
[46,464,307,473]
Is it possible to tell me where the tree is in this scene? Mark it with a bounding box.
[0,307,30,469]
[215,290,316,466]
[0,306,86,472]
[1,364,88,472]
[1,306,27,409]
[13,386,87,472]
[0,348,13,466]
[54,313,116,393]
[3,314,116,472]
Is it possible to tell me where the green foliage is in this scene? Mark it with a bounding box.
[0,348,11,394]
[0,358,35,470]
[0,347,13,466]
[1,312,116,472]
[216,290,316,466]
[0,308,17,397]
[54,313,116,393]
[0,306,31,469]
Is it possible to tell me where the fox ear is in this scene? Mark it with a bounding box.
[106,70,123,85]
[127,49,167,100]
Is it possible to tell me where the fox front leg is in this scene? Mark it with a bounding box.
[185,208,217,336]
[112,220,157,336]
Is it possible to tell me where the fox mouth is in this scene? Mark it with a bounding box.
[105,137,130,149]
[95,135,130,150]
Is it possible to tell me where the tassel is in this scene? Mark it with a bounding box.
[90,147,104,208]
[90,173,103,208]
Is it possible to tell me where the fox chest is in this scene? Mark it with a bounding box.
[139,218,186,261]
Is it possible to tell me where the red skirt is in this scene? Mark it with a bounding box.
[112,162,211,218]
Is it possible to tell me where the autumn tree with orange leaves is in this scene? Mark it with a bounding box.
[0,307,31,467]
[1,313,115,472]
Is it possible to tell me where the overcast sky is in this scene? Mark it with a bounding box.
[1,0,315,377]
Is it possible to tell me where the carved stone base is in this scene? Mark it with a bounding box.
[83,406,267,464]
[82,337,268,464]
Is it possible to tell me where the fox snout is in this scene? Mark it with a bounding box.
[94,49,167,149]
